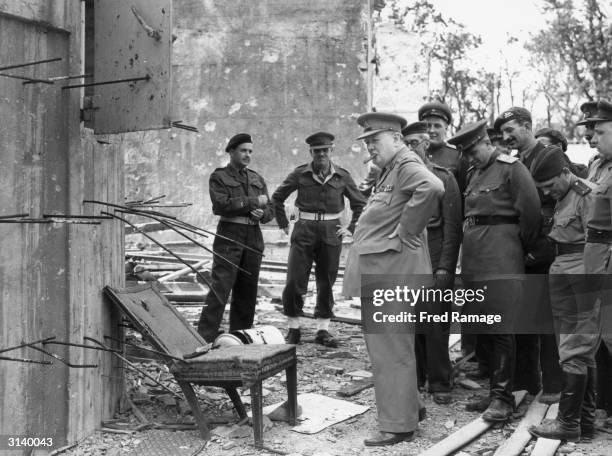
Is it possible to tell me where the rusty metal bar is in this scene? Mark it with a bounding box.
[42,214,113,220]
[0,73,54,84]
[0,57,62,72]
[26,344,98,368]
[0,337,56,355]
[0,213,29,219]
[116,208,251,274]
[62,75,150,90]
[0,355,52,365]
[84,337,182,400]
[101,210,227,304]
[43,340,122,354]
[83,199,178,220]
[103,335,185,362]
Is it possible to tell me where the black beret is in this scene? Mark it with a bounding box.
[585,100,612,124]
[487,127,503,142]
[356,112,407,140]
[494,107,532,130]
[418,101,452,124]
[534,127,568,152]
[447,119,488,153]
[402,121,428,137]
[531,145,567,182]
[305,131,334,149]
[225,133,252,152]
[576,101,599,127]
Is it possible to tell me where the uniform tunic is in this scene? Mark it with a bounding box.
[273,163,365,319]
[197,164,274,342]
[461,150,541,404]
[548,176,600,374]
[426,143,470,195]
[343,146,444,433]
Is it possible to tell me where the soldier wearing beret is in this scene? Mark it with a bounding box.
[487,127,511,155]
[272,132,366,347]
[343,112,443,446]
[526,146,599,442]
[403,121,462,405]
[448,119,541,422]
[582,100,612,424]
[495,107,564,401]
[418,101,470,194]
[535,128,569,152]
[197,134,274,342]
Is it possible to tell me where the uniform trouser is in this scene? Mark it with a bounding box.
[365,332,421,433]
[584,242,612,414]
[462,278,518,405]
[282,220,341,319]
[549,253,600,375]
[197,223,263,343]
[415,227,452,392]
[514,266,563,395]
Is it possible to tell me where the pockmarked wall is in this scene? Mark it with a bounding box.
[124,0,373,226]
[0,1,123,447]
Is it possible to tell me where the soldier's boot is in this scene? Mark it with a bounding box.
[580,367,597,440]
[286,328,301,345]
[528,371,586,442]
[466,395,491,412]
[482,352,514,422]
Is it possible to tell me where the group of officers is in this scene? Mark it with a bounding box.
[195,99,612,447]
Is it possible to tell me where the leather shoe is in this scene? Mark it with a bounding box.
[482,398,513,422]
[433,392,452,405]
[363,431,414,446]
[528,419,580,442]
[286,328,301,345]
[314,329,339,348]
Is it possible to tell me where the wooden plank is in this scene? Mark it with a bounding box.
[530,403,561,456]
[493,393,549,456]
[158,259,210,282]
[418,391,528,456]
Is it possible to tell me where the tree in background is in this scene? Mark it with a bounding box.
[387,0,500,129]
[526,0,612,138]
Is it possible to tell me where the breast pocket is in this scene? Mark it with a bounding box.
[472,182,504,213]
[555,215,577,228]
[370,190,393,205]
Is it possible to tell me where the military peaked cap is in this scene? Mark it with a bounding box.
[306,132,334,149]
[356,112,407,140]
[585,100,612,123]
[402,121,428,137]
[447,119,488,153]
[418,101,452,124]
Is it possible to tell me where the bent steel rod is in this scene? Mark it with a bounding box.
[101,211,225,305]
[116,208,251,275]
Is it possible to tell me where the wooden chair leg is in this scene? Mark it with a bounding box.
[250,381,264,446]
[285,362,298,426]
[224,386,247,419]
[177,381,210,440]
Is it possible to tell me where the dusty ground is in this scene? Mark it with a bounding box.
[54,294,612,456]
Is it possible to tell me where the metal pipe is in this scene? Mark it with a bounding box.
[62,75,150,90]
[0,57,62,71]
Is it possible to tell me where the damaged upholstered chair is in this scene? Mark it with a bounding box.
[103,283,297,445]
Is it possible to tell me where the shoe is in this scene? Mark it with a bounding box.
[538,392,561,404]
[528,419,580,442]
[314,330,339,348]
[466,395,491,412]
[433,392,452,405]
[482,398,513,422]
[286,328,301,345]
[363,431,414,446]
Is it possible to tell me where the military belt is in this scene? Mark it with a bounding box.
[299,211,343,221]
[586,228,612,244]
[555,243,585,256]
[219,216,258,225]
[464,215,519,227]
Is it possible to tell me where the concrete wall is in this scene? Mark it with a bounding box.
[124,0,373,227]
[0,1,123,447]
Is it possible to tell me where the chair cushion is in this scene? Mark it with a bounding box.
[171,344,296,385]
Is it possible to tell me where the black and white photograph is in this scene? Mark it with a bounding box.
[1,0,612,455]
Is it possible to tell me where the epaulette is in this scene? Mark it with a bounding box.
[496,154,518,164]
[571,179,592,196]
